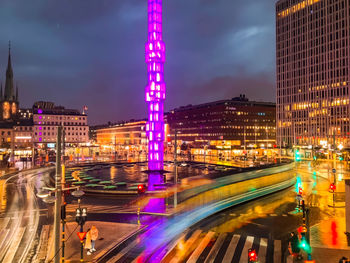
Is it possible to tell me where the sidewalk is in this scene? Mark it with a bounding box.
[64,221,142,263]
[310,212,350,262]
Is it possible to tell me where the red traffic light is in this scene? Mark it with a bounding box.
[248,248,257,262]
[137,184,146,194]
[298,187,303,195]
[329,183,336,192]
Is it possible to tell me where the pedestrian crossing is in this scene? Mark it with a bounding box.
[108,231,284,263]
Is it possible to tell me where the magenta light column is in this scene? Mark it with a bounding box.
[145,0,166,172]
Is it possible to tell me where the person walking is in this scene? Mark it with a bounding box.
[288,232,302,261]
[84,229,92,255]
[87,225,99,255]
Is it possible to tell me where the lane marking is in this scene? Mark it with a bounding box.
[204,233,227,263]
[258,238,268,263]
[169,230,202,263]
[286,254,294,263]
[187,231,215,263]
[274,240,282,263]
[222,234,240,263]
[156,232,188,261]
[239,236,254,263]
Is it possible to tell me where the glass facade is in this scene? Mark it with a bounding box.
[276,0,350,147]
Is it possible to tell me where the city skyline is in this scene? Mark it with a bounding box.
[0,0,276,124]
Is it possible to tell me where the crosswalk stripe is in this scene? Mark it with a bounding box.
[204,233,227,263]
[2,227,26,263]
[258,238,268,263]
[239,236,254,263]
[222,234,240,263]
[187,231,215,263]
[157,232,188,261]
[274,240,282,263]
[169,230,202,263]
[286,255,294,263]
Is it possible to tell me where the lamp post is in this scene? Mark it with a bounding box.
[173,130,178,208]
[37,126,85,263]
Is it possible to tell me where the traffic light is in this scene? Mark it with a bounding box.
[329,183,336,192]
[298,187,303,195]
[248,248,257,262]
[299,236,311,253]
[75,207,88,226]
[61,202,67,220]
[295,149,301,161]
[339,156,344,161]
[137,184,146,194]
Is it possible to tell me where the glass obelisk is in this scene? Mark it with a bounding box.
[145,0,166,190]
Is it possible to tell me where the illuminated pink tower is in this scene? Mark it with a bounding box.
[145,0,166,185]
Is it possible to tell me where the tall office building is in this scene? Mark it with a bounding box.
[276,0,349,148]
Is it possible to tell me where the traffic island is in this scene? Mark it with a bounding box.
[63,221,143,263]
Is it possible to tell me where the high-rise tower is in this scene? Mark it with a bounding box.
[145,0,166,173]
[276,0,350,148]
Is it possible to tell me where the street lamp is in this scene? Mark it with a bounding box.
[37,189,50,199]
[37,127,85,263]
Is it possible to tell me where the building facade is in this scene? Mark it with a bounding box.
[276,0,350,148]
[95,120,147,157]
[166,95,276,156]
[32,101,89,144]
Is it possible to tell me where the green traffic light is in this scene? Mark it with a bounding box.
[299,238,311,253]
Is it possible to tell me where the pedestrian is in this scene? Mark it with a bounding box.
[288,232,302,260]
[84,229,92,254]
[339,256,348,263]
[87,225,99,255]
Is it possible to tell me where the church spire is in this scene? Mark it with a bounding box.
[4,41,14,101]
[16,83,18,101]
[0,83,3,100]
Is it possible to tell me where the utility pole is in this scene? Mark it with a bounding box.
[54,126,62,263]
[61,128,66,262]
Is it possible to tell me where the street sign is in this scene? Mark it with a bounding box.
[332,168,336,173]
[77,232,87,241]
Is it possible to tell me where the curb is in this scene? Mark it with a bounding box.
[94,225,148,263]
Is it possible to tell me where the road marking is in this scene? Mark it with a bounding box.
[204,233,227,263]
[169,230,202,263]
[258,238,268,263]
[274,240,282,263]
[158,232,188,261]
[239,236,254,263]
[2,227,26,263]
[187,231,215,263]
[286,254,294,263]
[222,234,240,263]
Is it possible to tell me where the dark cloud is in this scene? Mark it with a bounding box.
[0,0,277,124]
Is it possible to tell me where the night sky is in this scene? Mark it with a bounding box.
[0,0,277,124]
